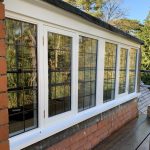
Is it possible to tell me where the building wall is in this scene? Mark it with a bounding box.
[0,1,9,150]
[24,99,138,150]
[4,0,140,48]
[0,1,141,150]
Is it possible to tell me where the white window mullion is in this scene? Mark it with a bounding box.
[117,45,130,98]
[126,48,130,93]
[135,49,140,93]
[115,44,120,98]
[72,34,79,113]
[96,38,105,105]
[37,23,46,128]
[43,27,49,126]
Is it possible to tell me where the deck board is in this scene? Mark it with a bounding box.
[137,135,150,150]
[138,86,150,114]
[93,115,150,150]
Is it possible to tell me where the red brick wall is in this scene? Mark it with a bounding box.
[0,1,9,150]
[47,100,138,150]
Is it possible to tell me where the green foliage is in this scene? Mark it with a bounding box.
[64,0,127,22]
[137,13,150,71]
[64,0,104,18]
[141,73,150,85]
[136,12,150,85]
[111,19,142,35]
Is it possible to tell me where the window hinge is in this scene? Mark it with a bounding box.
[44,110,45,118]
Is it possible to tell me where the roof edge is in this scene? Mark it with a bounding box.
[42,0,144,45]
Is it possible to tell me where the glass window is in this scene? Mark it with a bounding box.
[78,36,97,111]
[129,48,137,93]
[48,33,72,117]
[6,18,38,137]
[103,42,117,102]
[119,48,128,94]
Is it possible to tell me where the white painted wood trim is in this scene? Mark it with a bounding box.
[4,0,141,48]
[116,45,130,98]
[115,44,120,98]
[96,39,105,105]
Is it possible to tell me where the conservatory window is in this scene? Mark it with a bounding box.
[119,48,128,94]
[103,42,117,102]
[129,48,137,93]
[48,33,72,117]
[78,36,98,111]
[6,18,38,137]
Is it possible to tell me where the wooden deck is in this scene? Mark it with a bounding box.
[138,84,150,114]
[93,115,150,150]
[138,134,150,150]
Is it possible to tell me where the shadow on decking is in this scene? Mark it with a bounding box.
[93,115,150,150]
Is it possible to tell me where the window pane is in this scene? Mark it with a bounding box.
[78,36,97,111]
[103,42,117,102]
[6,18,38,137]
[119,48,128,94]
[48,32,72,117]
[129,48,137,93]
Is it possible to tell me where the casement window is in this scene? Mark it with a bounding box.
[78,36,98,111]
[103,42,117,102]
[6,18,38,137]
[48,32,72,116]
[129,48,137,93]
[118,48,128,94]
[5,16,139,149]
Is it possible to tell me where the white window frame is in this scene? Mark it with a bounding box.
[43,25,78,126]
[104,40,118,102]
[77,33,100,111]
[115,45,130,98]
[128,47,139,94]
[6,9,141,150]
[135,49,140,92]
[103,41,140,101]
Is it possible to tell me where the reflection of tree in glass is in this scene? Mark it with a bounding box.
[78,36,97,111]
[48,33,72,116]
[6,18,37,109]
[103,42,117,102]
[119,48,128,94]
[129,48,137,93]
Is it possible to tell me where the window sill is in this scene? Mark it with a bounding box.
[9,92,140,150]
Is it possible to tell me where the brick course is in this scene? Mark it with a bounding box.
[0,39,6,56]
[0,1,9,150]
[0,57,7,74]
[25,99,138,150]
[0,109,8,125]
[0,76,7,92]
[0,23,5,39]
[0,141,9,150]
[0,93,8,109]
[0,3,5,20]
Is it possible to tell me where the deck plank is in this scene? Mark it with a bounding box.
[137,135,150,150]
[93,115,150,150]
[138,86,150,114]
